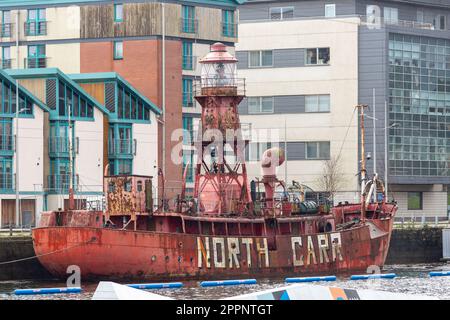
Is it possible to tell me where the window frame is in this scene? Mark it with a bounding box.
[325,4,336,18]
[383,7,399,25]
[182,78,194,107]
[305,47,330,66]
[269,7,294,20]
[247,96,274,114]
[305,141,331,160]
[248,50,273,68]
[407,191,423,210]
[113,41,123,60]
[182,41,194,70]
[114,4,124,22]
[182,5,196,33]
[26,8,46,36]
[305,94,331,113]
[27,44,46,68]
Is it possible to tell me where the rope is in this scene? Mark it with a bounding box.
[0,237,95,266]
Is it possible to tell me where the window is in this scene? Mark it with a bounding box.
[26,8,46,36]
[269,7,294,20]
[0,118,13,153]
[248,97,274,114]
[1,11,11,37]
[246,142,272,162]
[222,10,236,37]
[407,192,423,210]
[306,48,330,65]
[182,42,193,70]
[434,15,446,30]
[306,142,330,159]
[183,116,193,145]
[2,47,11,69]
[0,157,13,191]
[27,44,46,68]
[0,80,33,116]
[325,4,336,18]
[248,50,273,68]
[49,121,70,155]
[116,84,150,121]
[384,7,398,25]
[182,78,193,107]
[56,80,94,119]
[305,95,330,112]
[114,41,123,60]
[114,4,123,22]
[182,5,196,33]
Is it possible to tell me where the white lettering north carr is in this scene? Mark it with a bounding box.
[196,233,344,269]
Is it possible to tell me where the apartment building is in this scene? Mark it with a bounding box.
[0,0,242,200]
[0,68,50,228]
[238,0,450,218]
[0,67,161,228]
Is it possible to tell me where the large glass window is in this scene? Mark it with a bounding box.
[0,157,13,191]
[182,116,193,144]
[248,50,273,68]
[117,84,150,121]
[305,95,330,112]
[388,34,450,178]
[57,80,94,119]
[248,97,274,114]
[0,78,33,116]
[0,118,13,153]
[306,142,330,160]
[269,7,294,20]
[434,15,447,30]
[306,48,330,65]
[407,192,423,210]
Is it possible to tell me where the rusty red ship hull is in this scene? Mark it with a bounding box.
[32,211,395,280]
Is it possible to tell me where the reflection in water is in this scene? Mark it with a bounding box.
[1,264,449,300]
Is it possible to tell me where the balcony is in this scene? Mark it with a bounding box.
[0,23,12,37]
[0,173,14,193]
[25,57,47,69]
[47,174,79,193]
[182,55,197,71]
[48,136,70,157]
[222,22,237,37]
[108,139,134,157]
[0,135,14,155]
[180,18,198,34]
[24,21,47,36]
[0,59,12,69]
[360,16,435,31]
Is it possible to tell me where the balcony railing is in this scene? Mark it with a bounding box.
[180,18,198,34]
[49,136,70,155]
[360,15,435,30]
[47,174,78,193]
[24,21,47,36]
[25,57,47,69]
[0,59,12,69]
[194,78,246,97]
[108,139,134,156]
[0,135,14,154]
[0,173,14,192]
[182,55,197,71]
[222,22,238,37]
[0,23,12,37]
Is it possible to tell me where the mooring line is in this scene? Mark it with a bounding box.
[0,238,96,265]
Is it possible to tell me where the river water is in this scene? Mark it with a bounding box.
[0,263,449,300]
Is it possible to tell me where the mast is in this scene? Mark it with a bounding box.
[358,104,368,223]
[68,104,75,210]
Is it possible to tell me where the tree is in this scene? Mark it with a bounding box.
[316,155,346,203]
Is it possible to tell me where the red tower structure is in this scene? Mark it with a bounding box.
[193,43,251,215]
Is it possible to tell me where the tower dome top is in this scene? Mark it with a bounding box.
[199,42,238,63]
